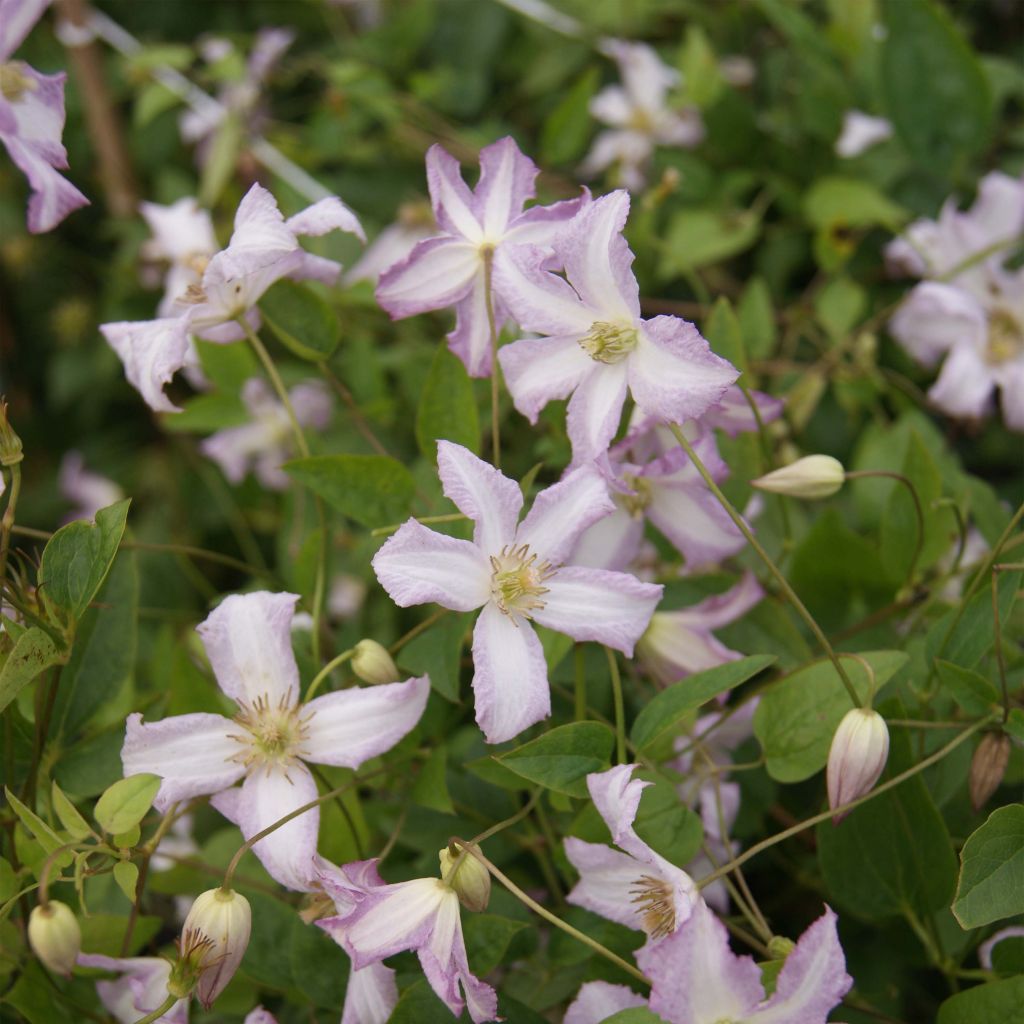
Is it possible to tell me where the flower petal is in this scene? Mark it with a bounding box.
[342,962,399,1024]
[516,464,615,564]
[2,129,90,234]
[503,188,590,246]
[1,0,52,56]
[437,440,522,554]
[587,764,649,846]
[196,591,302,709]
[303,676,430,768]
[566,362,629,466]
[565,981,648,1024]
[286,196,366,243]
[226,183,298,266]
[101,316,192,414]
[927,344,996,421]
[888,282,987,368]
[701,385,785,436]
[471,603,550,743]
[498,333,592,424]
[646,482,746,567]
[372,519,490,611]
[564,838,652,932]
[533,566,662,657]
[376,237,479,319]
[570,503,644,572]
[475,136,537,237]
[77,954,185,1024]
[447,270,506,378]
[426,144,483,242]
[121,712,246,812]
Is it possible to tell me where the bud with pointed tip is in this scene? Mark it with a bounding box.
[174,887,251,1008]
[439,843,491,913]
[351,639,401,685]
[28,901,81,976]
[752,455,845,500]
[970,732,1011,812]
[827,708,889,823]
[0,400,23,467]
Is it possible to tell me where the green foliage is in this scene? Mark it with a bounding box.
[260,280,342,362]
[417,342,481,457]
[952,805,1024,929]
[498,723,614,797]
[285,453,415,527]
[937,976,1024,1024]
[93,774,161,835]
[0,628,61,716]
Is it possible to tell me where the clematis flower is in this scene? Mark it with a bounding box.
[200,378,332,490]
[77,953,187,1024]
[835,111,893,158]
[344,200,436,286]
[139,197,219,317]
[580,39,704,192]
[495,190,738,466]
[564,764,698,943]
[0,0,89,232]
[58,450,124,523]
[636,899,853,1024]
[121,591,429,891]
[102,183,364,413]
[372,441,662,743]
[376,135,588,377]
[317,855,498,1023]
[637,573,764,686]
[565,981,647,1024]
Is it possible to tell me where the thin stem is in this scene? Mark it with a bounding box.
[698,715,992,889]
[604,646,626,765]
[306,648,355,700]
[133,994,178,1024]
[668,423,859,707]
[574,645,587,722]
[317,360,392,458]
[845,471,924,585]
[371,513,469,538]
[0,463,22,586]
[991,563,1021,723]
[469,790,541,846]
[311,765,365,860]
[455,841,649,985]
[482,247,501,468]
[390,608,447,654]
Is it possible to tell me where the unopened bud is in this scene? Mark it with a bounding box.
[28,901,81,976]
[174,888,251,1008]
[752,455,845,500]
[439,843,491,913]
[970,732,1011,812]
[351,639,401,685]
[0,400,23,467]
[766,935,795,959]
[827,708,889,823]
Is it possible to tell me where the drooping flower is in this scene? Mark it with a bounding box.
[564,981,647,1024]
[0,0,89,232]
[636,899,853,1024]
[200,378,332,490]
[580,39,704,192]
[77,953,187,1024]
[564,764,698,943]
[58,450,124,523]
[495,190,738,466]
[121,591,429,891]
[376,136,588,377]
[835,111,893,158]
[372,441,662,743]
[317,855,498,1024]
[344,200,436,286]
[102,183,364,412]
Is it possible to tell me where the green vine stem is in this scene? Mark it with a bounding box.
[844,470,925,585]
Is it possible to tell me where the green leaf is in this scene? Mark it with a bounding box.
[817,721,957,918]
[162,392,247,433]
[803,176,907,232]
[754,651,907,782]
[259,279,341,361]
[679,26,723,108]
[952,805,1024,929]
[398,612,469,702]
[113,860,139,903]
[0,627,61,716]
[934,660,1001,716]
[631,655,775,753]
[660,207,761,276]
[388,979,459,1024]
[78,913,161,956]
[285,454,415,528]
[541,66,600,164]
[288,913,348,1008]
[416,342,480,458]
[37,499,130,621]
[603,1011,670,1024]
[4,788,70,863]
[411,746,454,814]
[198,112,243,208]
[881,0,993,173]
[113,825,141,849]
[634,779,704,865]
[94,774,161,835]
[50,782,92,840]
[498,722,614,797]
[927,570,1020,672]
[813,277,866,341]
[937,976,1024,1024]
[0,856,16,902]
[704,297,748,376]
[738,277,777,360]
[464,913,529,974]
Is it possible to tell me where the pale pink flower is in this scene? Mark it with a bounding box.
[344,201,436,285]
[372,441,662,743]
[565,981,646,1024]
[495,191,738,465]
[76,953,186,1024]
[139,197,218,318]
[58,450,124,523]
[376,136,588,377]
[121,591,429,891]
[0,0,89,232]
[835,111,892,158]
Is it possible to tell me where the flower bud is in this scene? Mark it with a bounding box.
[174,888,251,1008]
[351,639,401,685]
[969,732,1011,812]
[28,900,81,976]
[752,455,845,500]
[439,844,491,913]
[827,708,889,823]
[0,400,23,467]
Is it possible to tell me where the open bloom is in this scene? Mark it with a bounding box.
[637,899,852,1024]
[344,200,436,286]
[565,981,647,1024]
[102,183,364,412]
[580,39,704,192]
[495,190,737,465]
[139,197,219,317]
[317,856,498,1023]
[0,0,89,232]
[565,764,698,943]
[77,953,186,1024]
[122,591,429,890]
[200,378,332,490]
[372,441,662,743]
[376,135,588,377]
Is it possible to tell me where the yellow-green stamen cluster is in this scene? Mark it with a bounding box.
[489,543,557,619]
[231,694,311,772]
[986,308,1023,364]
[579,321,640,364]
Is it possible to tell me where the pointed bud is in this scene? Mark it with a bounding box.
[827,708,889,823]
[970,732,1011,812]
[28,901,81,977]
[174,888,251,1008]
[439,843,491,913]
[752,455,845,500]
[766,935,796,959]
[0,400,23,467]
[351,639,401,685]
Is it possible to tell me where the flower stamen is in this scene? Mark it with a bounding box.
[489,543,557,620]
[630,874,675,939]
[579,321,639,364]
[986,308,1023,364]
[231,692,311,770]
[0,63,36,102]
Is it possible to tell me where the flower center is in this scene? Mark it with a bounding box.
[183,252,211,276]
[579,321,639,364]
[489,543,557,619]
[986,308,1023,364]
[630,874,675,939]
[231,694,311,770]
[628,108,656,134]
[621,474,652,518]
[0,63,35,102]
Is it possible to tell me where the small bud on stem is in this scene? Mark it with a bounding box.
[28,901,81,976]
[752,455,845,500]
[173,888,251,1008]
[969,731,1011,812]
[827,708,890,823]
[440,842,491,913]
[351,639,401,685]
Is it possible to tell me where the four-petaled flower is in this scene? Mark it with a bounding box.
[372,441,662,743]
[121,591,429,891]
[77,953,187,1024]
